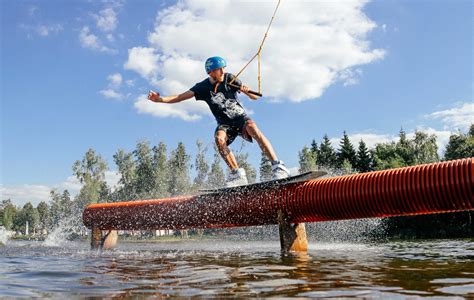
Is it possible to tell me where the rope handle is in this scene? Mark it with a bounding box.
[227,82,263,97]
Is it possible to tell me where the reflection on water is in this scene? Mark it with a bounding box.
[0,239,473,298]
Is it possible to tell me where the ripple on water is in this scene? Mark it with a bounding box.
[0,239,473,298]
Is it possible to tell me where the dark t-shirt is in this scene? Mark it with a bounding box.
[190,73,247,125]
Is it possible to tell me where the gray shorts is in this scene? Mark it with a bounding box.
[215,117,254,146]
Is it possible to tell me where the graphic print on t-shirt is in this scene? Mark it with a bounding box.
[210,91,245,119]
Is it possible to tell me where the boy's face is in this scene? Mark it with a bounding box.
[209,67,225,82]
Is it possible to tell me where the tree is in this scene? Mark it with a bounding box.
[318,134,338,169]
[207,145,226,188]
[22,202,39,235]
[259,151,272,182]
[152,141,169,198]
[134,141,155,198]
[412,130,439,164]
[444,125,474,160]
[373,142,405,170]
[113,149,137,200]
[337,131,357,169]
[396,129,414,165]
[49,190,63,228]
[310,139,320,162]
[0,199,17,230]
[168,142,191,196]
[356,140,373,172]
[193,140,210,190]
[36,201,50,233]
[298,145,316,173]
[235,150,257,184]
[73,148,109,207]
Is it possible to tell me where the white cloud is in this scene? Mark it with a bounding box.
[20,23,63,37]
[1,184,51,207]
[428,102,473,131]
[28,5,39,16]
[1,171,121,207]
[100,73,126,100]
[136,0,384,103]
[94,7,118,32]
[124,47,159,80]
[107,73,122,87]
[134,94,210,122]
[79,26,116,54]
[100,89,124,99]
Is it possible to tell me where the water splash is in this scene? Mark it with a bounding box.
[0,227,14,245]
[43,212,87,247]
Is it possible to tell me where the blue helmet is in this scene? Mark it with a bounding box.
[205,56,226,73]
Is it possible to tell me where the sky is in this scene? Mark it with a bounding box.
[1,0,473,206]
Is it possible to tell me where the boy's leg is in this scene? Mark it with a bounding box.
[243,121,278,161]
[215,130,239,170]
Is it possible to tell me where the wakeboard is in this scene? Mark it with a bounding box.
[200,170,327,194]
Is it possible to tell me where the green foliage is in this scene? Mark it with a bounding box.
[337,131,357,169]
[36,201,49,231]
[73,148,109,207]
[1,200,17,230]
[167,142,191,196]
[12,202,39,234]
[236,151,257,184]
[152,142,170,198]
[341,159,354,174]
[318,134,338,169]
[207,145,226,188]
[298,145,316,173]
[373,129,439,170]
[134,141,155,198]
[310,139,320,160]
[113,148,137,200]
[355,140,373,172]
[444,125,474,160]
[412,130,439,164]
[193,140,210,190]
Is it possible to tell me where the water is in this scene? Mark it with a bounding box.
[1,238,473,298]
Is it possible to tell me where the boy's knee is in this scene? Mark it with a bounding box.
[215,134,227,147]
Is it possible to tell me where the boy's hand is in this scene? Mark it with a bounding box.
[148,90,161,102]
[239,85,250,93]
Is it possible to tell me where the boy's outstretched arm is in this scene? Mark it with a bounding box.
[148,90,194,103]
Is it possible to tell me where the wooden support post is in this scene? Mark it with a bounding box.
[278,210,308,253]
[90,228,118,250]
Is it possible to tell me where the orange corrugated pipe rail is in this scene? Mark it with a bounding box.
[83,158,473,231]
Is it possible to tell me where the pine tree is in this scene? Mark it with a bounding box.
[356,139,373,172]
[396,128,414,165]
[193,140,210,190]
[168,142,191,196]
[298,145,316,173]
[207,145,226,188]
[337,131,357,169]
[259,151,272,182]
[310,139,320,163]
[318,134,338,169]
